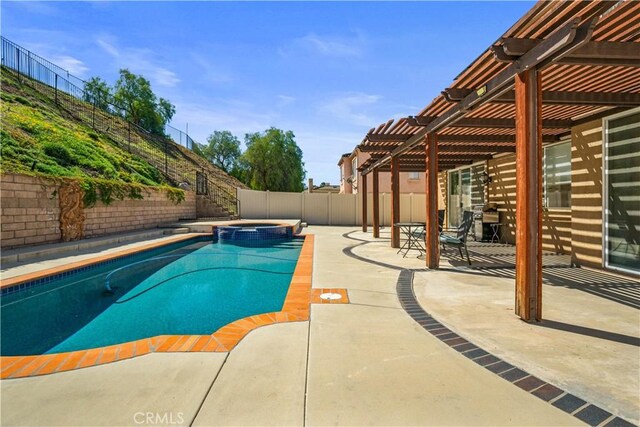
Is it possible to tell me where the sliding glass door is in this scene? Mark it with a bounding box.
[604,108,640,274]
[448,165,484,228]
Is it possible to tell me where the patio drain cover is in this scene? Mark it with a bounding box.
[320,293,342,301]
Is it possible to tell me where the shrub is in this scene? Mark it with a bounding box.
[42,142,74,166]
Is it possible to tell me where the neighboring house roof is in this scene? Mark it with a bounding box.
[313,184,341,193]
[337,153,353,166]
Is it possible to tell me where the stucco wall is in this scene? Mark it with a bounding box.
[1,174,196,249]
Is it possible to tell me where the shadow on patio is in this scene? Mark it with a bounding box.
[439,241,640,310]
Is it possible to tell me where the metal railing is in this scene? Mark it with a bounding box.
[1,36,239,216]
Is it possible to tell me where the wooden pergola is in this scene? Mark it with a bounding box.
[357,0,640,322]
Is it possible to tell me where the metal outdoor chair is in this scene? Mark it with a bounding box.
[439,210,474,265]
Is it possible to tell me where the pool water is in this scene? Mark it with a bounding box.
[1,237,303,356]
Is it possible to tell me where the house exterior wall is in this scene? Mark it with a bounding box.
[570,118,604,268]
[339,150,427,194]
[484,118,608,264]
[339,157,353,194]
[487,154,573,254]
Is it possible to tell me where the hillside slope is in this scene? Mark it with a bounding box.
[1,69,164,185]
[1,67,245,214]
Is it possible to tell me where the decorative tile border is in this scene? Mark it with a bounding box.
[396,269,635,427]
[214,224,294,242]
[0,234,316,379]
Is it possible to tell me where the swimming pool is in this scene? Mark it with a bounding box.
[1,236,303,357]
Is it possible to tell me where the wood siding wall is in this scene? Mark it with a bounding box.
[570,119,604,268]
[487,154,572,254]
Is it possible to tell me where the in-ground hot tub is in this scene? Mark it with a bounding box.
[214,223,294,245]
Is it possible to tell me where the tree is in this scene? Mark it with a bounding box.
[240,127,305,192]
[83,77,111,112]
[203,130,241,173]
[157,98,176,124]
[112,69,175,135]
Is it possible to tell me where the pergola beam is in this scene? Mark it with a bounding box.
[409,116,572,129]
[365,134,413,142]
[358,134,558,152]
[368,153,493,161]
[496,39,640,67]
[440,145,515,153]
[361,145,516,154]
[443,88,640,106]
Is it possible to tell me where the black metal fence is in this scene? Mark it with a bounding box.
[1,36,239,216]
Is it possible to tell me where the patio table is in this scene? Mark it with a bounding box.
[394,222,426,258]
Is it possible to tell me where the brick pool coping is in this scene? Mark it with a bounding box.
[1,233,345,379]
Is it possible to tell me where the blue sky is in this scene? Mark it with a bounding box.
[2,1,534,184]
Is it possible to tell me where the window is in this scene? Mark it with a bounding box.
[351,157,358,191]
[604,108,640,274]
[448,164,486,227]
[408,172,420,180]
[543,142,571,208]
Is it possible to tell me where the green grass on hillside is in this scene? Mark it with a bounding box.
[1,71,165,186]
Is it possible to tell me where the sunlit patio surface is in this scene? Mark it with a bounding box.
[1,226,638,426]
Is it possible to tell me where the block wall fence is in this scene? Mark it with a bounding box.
[1,174,196,250]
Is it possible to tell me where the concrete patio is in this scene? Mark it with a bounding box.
[1,226,638,426]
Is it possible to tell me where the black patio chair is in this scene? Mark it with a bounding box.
[414,209,444,241]
[439,210,474,265]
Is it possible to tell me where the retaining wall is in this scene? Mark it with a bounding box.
[1,174,196,249]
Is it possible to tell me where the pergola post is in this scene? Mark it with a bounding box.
[372,168,380,238]
[515,68,543,322]
[391,156,400,248]
[361,172,368,232]
[425,133,440,268]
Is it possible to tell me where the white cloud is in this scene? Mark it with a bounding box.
[318,92,382,126]
[13,39,90,77]
[10,2,58,16]
[96,35,180,87]
[169,99,277,145]
[300,33,362,57]
[277,95,296,107]
[96,37,119,57]
[49,55,89,76]
[281,30,367,59]
[189,53,233,84]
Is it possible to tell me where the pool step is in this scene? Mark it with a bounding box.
[160,227,190,235]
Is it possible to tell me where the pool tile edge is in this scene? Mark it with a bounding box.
[0,233,318,379]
